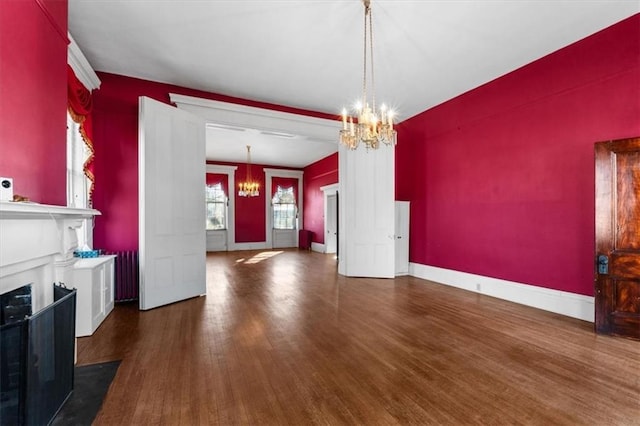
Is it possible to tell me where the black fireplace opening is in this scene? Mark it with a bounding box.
[1,283,32,325]
[0,283,76,426]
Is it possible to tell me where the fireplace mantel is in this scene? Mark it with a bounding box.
[0,201,101,312]
[0,201,100,220]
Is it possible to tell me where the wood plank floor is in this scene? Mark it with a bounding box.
[77,250,640,425]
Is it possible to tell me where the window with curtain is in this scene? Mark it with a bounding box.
[206,183,227,230]
[66,112,91,209]
[67,65,95,249]
[67,65,95,206]
[272,185,297,229]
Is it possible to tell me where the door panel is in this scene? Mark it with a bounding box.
[395,201,410,276]
[272,229,296,248]
[326,194,337,254]
[616,151,640,249]
[139,97,206,311]
[206,230,227,251]
[339,143,395,278]
[595,137,640,339]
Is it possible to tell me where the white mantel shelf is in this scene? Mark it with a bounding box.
[1,202,102,313]
[0,201,100,219]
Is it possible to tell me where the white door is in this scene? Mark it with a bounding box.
[326,194,337,254]
[339,144,395,278]
[138,97,206,310]
[395,201,410,276]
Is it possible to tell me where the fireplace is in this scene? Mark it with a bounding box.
[0,283,32,324]
[0,284,77,425]
[0,201,100,425]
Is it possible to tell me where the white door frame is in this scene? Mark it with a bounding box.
[264,168,304,248]
[321,183,339,253]
[206,164,238,250]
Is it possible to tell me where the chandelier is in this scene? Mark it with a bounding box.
[238,145,259,197]
[340,0,397,150]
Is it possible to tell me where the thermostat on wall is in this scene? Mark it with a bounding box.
[0,177,14,201]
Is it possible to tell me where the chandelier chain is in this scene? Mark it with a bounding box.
[368,4,375,112]
[246,145,252,181]
[238,145,259,197]
[362,2,368,109]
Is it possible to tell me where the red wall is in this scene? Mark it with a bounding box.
[92,73,328,251]
[235,163,266,243]
[0,0,68,205]
[396,14,640,296]
[303,153,339,244]
[207,161,304,243]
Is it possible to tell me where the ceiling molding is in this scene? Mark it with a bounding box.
[67,33,101,90]
[263,168,304,179]
[169,93,339,143]
[206,164,238,174]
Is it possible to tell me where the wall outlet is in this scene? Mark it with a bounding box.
[476,283,481,292]
[0,177,14,201]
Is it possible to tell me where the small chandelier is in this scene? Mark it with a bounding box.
[238,145,259,197]
[340,0,397,150]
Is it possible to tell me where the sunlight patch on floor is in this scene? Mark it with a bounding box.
[244,251,284,264]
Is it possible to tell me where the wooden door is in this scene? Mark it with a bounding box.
[595,137,640,339]
[138,97,206,310]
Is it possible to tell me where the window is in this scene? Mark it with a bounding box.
[67,112,91,248]
[272,185,297,229]
[206,183,227,230]
[66,112,90,209]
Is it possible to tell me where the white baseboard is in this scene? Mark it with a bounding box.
[311,242,325,253]
[231,242,268,251]
[409,263,594,323]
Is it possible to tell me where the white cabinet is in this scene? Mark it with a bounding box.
[395,201,410,276]
[72,255,116,337]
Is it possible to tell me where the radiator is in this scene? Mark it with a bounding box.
[106,251,139,302]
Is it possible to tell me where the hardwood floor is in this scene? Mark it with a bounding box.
[77,250,640,425]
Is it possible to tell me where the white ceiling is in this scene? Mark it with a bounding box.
[205,125,337,168]
[68,0,639,168]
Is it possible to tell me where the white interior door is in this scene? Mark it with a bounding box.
[139,96,206,310]
[339,144,395,278]
[326,194,337,254]
[395,201,410,276]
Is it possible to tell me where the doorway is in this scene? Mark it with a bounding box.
[326,194,338,254]
[321,183,339,255]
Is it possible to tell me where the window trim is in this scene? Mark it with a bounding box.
[206,164,238,248]
[67,112,92,248]
[263,168,304,248]
[206,182,227,230]
[272,185,297,230]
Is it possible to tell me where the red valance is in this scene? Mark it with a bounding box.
[67,65,95,204]
[67,65,92,118]
[206,173,228,196]
[271,177,298,205]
